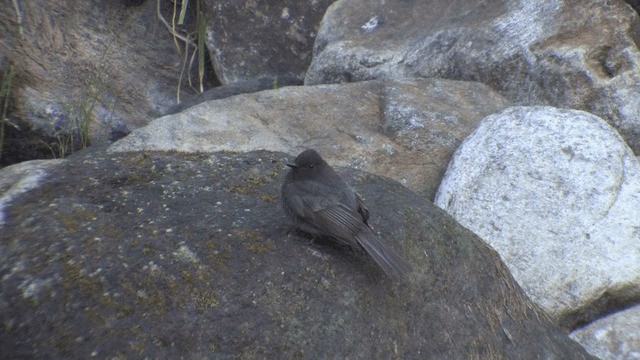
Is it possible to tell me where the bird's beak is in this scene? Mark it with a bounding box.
[286,163,297,168]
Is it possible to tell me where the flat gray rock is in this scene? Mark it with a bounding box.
[0,150,592,358]
[109,79,510,198]
[435,106,640,329]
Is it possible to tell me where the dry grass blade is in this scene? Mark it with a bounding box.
[156,0,206,103]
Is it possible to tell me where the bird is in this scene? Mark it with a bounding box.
[280,149,412,278]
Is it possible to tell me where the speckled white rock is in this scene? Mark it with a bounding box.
[435,106,640,326]
[570,304,640,360]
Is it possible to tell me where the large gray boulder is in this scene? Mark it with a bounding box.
[306,0,640,153]
[201,0,333,85]
[0,150,592,358]
[109,79,510,199]
[435,106,640,330]
[0,0,192,149]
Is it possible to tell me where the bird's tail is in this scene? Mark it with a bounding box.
[355,229,412,278]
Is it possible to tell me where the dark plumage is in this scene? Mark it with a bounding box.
[281,149,412,278]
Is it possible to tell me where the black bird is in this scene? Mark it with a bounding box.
[281,149,412,278]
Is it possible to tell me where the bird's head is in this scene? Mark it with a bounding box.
[286,149,330,178]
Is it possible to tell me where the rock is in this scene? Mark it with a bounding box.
[434,106,640,329]
[306,0,640,153]
[569,304,640,359]
[167,77,303,115]
[0,150,593,358]
[0,159,66,226]
[0,0,199,160]
[628,0,640,14]
[109,78,510,199]
[201,0,334,85]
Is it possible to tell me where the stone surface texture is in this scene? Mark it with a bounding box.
[0,150,593,358]
[109,79,510,199]
[570,303,640,360]
[306,0,640,153]
[201,0,333,85]
[435,106,640,329]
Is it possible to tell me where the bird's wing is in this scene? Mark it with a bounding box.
[355,192,370,225]
[284,183,412,278]
[314,202,413,278]
[311,203,364,240]
[284,189,334,219]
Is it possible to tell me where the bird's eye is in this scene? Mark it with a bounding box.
[309,164,314,168]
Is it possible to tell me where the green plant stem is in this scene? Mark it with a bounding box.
[158,0,207,102]
[196,0,205,93]
[178,0,189,25]
[12,0,24,38]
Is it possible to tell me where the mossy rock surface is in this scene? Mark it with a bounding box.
[0,151,593,358]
